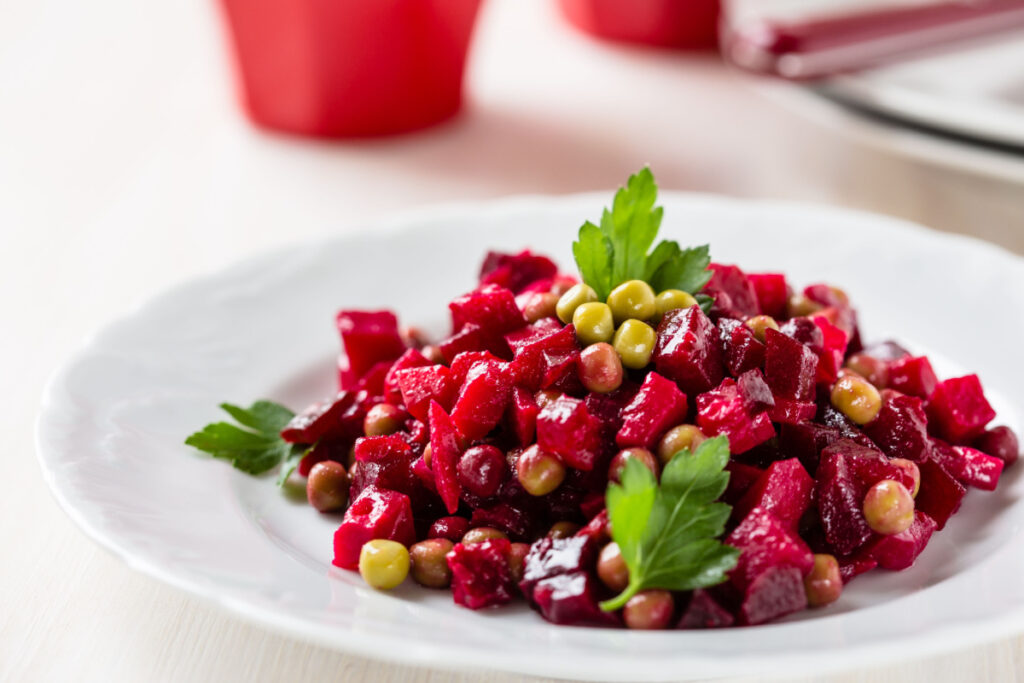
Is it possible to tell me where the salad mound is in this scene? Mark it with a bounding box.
[187,168,1020,629]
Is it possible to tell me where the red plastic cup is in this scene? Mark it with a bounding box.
[558,0,720,49]
[218,0,483,138]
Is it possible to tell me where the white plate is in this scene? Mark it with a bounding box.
[36,193,1024,681]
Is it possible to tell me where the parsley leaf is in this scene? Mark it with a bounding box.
[600,435,739,611]
[185,401,305,484]
[572,167,713,303]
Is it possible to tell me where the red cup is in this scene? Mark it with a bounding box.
[558,0,719,49]
[218,0,483,138]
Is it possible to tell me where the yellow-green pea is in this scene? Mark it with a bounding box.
[556,284,598,324]
[607,280,656,325]
[358,539,410,590]
[655,289,698,317]
[613,319,656,369]
[573,302,615,345]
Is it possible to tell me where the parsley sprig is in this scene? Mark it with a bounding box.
[185,401,305,486]
[572,167,713,307]
[600,436,739,611]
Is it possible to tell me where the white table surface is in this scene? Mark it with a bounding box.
[3,0,1023,681]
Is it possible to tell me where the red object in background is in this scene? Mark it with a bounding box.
[558,0,720,49]
[218,0,482,138]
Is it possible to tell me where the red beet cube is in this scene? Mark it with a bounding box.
[863,391,932,462]
[653,305,724,395]
[538,349,582,394]
[451,357,512,440]
[927,375,996,444]
[616,371,689,450]
[736,369,774,411]
[810,314,849,385]
[733,458,814,530]
[840,442,917,493]
[520,535,600,598]
[479,249,558,294]
[764,328,818,402]
[575,508,610,544]
[508,387,540,446]
[449,284,526,358]
[887,356,938,399]
[838,555,877,584]
[530,571,620,627]
[768,398,817,425]
[727,507,814,591]
[332,485,415,570]
[706,263,761,318]
[396,364,458,423]
[717,319,766,377]
[747,273,789,319]
[349,434,422,502]
[506,323,579,390]
[860,340,911,362]
[914,459,966,530]
[973,426,1020,467]
[336,310,406,390]
[439,323,485,364]
[281,391,359,444]
[696,379,775,454]
[866,512,937,570]
[677,590,735,629]
[428,401,464,514]
[448,539,517,609]
[470,503,532,539]
[779,422,846,476]
[736,565,807,626]
[428,515,470,542]
[816,449,874,556]
[382,348,430,405]
[930,440,1004,491]
[536,395,602,470]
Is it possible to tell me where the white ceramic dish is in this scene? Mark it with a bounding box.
[37,193,1024,681]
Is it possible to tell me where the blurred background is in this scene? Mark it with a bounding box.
[3,0,1024,681]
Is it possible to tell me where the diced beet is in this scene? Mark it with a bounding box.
[736,565,808,626]
[470,503,532,540]
[733,458,813,530]
[508,387,539,446]
[429,515,470,542]
[696,379,775,454]
[747,273,789,319]
[332,485,415,570]
[973,426,1020,467]
[479,250,558,294]
[867,512,937,570]
[336,310,407,390]
[810,314,849,384]
[428,401,463,514]
[927,375,996,444]
[914,459,966,530]
[677,590,735,629]
[449,350,501,385]
[281,391,363,445]
[585,386,637,441]
[859,341,911,362]
[930,440,1004,491]
[769,398,817,425]
[383,348,430,404]
[816,450,874,556]
[779,422,844,476]
[723,461,764,505]
[353,360,392,398]
[536,395,602,471]
[396,364,458,423]
[717,319,766,377]
[449,284,527,358]
[411,455,436,492]
[296,441,331,477]
[764,328,818,402]
[448,539,517,609]
[838,555,877,584]
[439,324,485,364]
[653,305,724,395]
[349,435,422,502]
[538,349,582,394]
[841,442,917,494]
[451,357,513,440]
[519,534,600,599]
[863,391,932,462]
[778,317,824,351]
[615,372,689,450]
[706,263,761,318]
[506,323,579,391]
[727,507,814,591]
[736,369,774,412]
[530,571,620,627]
[886,356,938,399]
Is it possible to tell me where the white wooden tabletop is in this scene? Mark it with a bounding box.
[3,0,1023,681]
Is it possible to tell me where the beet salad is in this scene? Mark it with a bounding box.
[187,168,1020,629]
